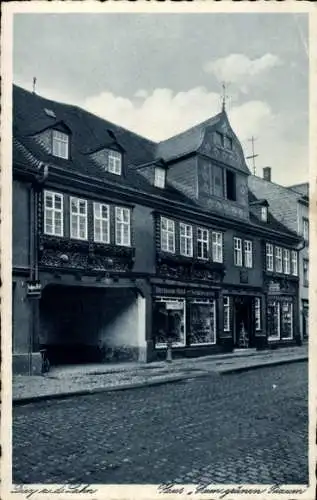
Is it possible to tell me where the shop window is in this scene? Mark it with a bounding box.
[281,301,293,339]
[225,170,236,201]
[244,240,253,268]
[115,207,131,246]
[223,296,230,331]
[153,298,186,347]
[291,250,298,276]
[93,202,110,244]
[267,300,281,340]
[197,227,209,260]
[180,223,193,257]
[275,247,283,273]
[233,237,242,267]
[283,249,290,275]
[266,243,274,271]
[303,259,309,287]
[44,190,64,236]
[70,197,87,240]
[212,231,223,263]
[161,217,175,253]
[255,297,261,331]
[189,299,216,345]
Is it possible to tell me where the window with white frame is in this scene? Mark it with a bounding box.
[108,150,122,175]
[44,190,64,236]
[233,237,242,266]
[70,197,87,240]
[244,240,253,268]
[180,223,193,257]
[93,203,110,244]
[197,228,209,260]
[283,249,290,274]
[261,206,268,222]
[291,250,298,276]
[115,207,131,246]
[255,297,261,331]
[154,167,166,189]
[275,247,283,273]
[212,231,223,263]
[161,217,175,253]
[302,217,309,242]
[223,296,230,331]
[266,243,274,271]
[52,130,69,159]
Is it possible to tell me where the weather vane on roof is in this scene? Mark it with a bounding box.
[221,82,229,112]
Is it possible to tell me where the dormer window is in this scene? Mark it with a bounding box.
[108,150,122,175]
[52,130,69,159]
[261,206,268,222]
[154,167,166,189]
[224,135,232,150]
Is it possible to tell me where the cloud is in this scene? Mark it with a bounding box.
[203,53,282,87]
[83,86,273,143]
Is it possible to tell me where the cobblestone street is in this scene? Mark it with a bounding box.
[13,362,308,485]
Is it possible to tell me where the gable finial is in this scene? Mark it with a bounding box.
[221,82,228,112]
[32,77,37,94]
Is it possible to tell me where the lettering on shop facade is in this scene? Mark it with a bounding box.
[152,286,216,298]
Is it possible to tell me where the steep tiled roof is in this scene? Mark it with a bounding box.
[287,182,309,198]
[248,189,299,238]
[13,85,156,167]
[156,113,222,162]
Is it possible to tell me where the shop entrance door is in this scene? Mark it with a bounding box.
[233,296,255,348]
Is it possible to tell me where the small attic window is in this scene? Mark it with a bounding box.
[154,166,166,189]
[261,206,268,222]
[224,136,232,150]
[44,108,56,119]
[108,150,122,175]
[52,130,69,159]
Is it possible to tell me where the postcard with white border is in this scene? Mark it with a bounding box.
[1,1,316,500]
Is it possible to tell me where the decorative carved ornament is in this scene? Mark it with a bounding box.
[156,251,225,282]
[38,235,135,273]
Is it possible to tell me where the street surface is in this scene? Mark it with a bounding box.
[13,362,308,484]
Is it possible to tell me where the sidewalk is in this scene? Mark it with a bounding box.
[13,344,308,405]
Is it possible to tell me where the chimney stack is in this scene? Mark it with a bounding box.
[263,167,271,182]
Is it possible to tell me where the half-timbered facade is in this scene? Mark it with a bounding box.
[12,85,303,373]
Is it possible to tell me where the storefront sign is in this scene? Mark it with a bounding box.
[187,289,216,298]
[27,281,42,298]
[268,281,280,294]
[166,301,183,310]
[153,286,186,296]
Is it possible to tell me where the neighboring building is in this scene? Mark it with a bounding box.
[248,169,309,341]
[12,85,303,374]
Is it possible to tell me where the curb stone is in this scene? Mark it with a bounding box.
[13,356,307,406]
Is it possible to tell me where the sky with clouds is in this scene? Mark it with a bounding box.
[13,13,308,186]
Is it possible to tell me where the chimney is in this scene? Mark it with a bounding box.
[263,167,271,182]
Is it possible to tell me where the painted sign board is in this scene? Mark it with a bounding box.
[27,281,42,298]
[166,302,183,310]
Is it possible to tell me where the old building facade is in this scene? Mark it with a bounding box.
[12,85,303,373]
[248,171,309,342]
